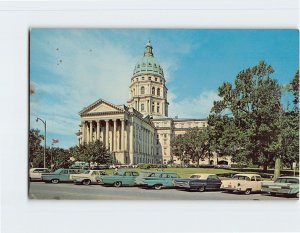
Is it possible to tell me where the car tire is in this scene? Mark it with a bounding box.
[198,186,205,192]
[154,184,162,190]
[82,179,91,185]
[51,179,59,184]
[245,189,251,195]
[114,181,122,188]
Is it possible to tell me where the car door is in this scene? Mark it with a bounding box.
[168,173,179,187]
[59,169,69,181]
[254,176,262,191]
[207,175,222,189]
[91,171,99,182]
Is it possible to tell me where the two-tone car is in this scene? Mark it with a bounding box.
[134,171,156,186]
[221,174,263,195]
[96,170,139,187]
[141,171,180,190]
[261,176,299,198]
[29,168,50,181]
[41,168,79,184]
[173,173,222,192]
[71,170,107,185]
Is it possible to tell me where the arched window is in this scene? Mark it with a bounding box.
[157,88,160,96]
[141,86,145,95]
[152,87,155,95]
[141,103,144,111]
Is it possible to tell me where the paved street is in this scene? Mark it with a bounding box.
[28,182,296,200]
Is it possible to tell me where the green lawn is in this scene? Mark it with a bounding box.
[106,168,235,178]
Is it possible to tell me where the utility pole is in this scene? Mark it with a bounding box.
[36,117,46,168]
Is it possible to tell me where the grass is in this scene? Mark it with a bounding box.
[105,168,235,178]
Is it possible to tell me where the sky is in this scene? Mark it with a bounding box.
[30,29,299,148]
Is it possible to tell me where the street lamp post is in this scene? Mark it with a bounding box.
[36,117,46,168]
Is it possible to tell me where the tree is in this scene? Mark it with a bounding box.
[171,127,210,165]
[210,61,283,176]
[70,140,112,165]
[28,129,45,167]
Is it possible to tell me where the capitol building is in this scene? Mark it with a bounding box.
[77,41,213,165]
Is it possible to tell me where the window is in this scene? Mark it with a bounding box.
[255,176,262,181]
[155,78,157,81]
[157,103,160,113]
[60,170,69,174]
[124,172,131,176]
[152,87,155,95]
[141,86,145,95]
[132,172,139,176]
[152,104,155,112]
[157,88,160,96]
[208,175,220,181]
[148,77,151,80]
[142,76,144,80]
[141,103,144,111]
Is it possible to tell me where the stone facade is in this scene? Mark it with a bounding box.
[77,41,231,165]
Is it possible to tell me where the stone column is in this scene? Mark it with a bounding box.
[100,122,104,142]
[113,119,117,151]
[124,121,128,151]
[96,121,100,140]
[121,119,125,151]
[81,121,85,144]
[129,121,134,164]
[105,120,109,149]
[89,121,93,142]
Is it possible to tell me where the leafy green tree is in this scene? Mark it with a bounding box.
[69,140,112,165]
[28,129,45,167]
[210,61,283,176]
[171,128,210,165]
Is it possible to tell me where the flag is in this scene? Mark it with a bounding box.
[52,138,59,144]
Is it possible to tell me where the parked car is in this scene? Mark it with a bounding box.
[71,170,107,185]
[29,168,50,181]
[173,173,222,192]
[135,171,156,185]
[221,174,263,195]
[41,168,80,184]
[261,176,299,198]
[141,172,180,190]
[96,170,139,187]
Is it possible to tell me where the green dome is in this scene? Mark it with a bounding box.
[133,41,164,78]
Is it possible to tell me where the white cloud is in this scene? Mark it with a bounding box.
[168,90,220,119]
[30,30,138,143]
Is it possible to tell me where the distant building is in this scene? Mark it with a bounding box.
[77,41,231,165]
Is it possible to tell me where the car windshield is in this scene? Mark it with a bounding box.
[232,175,250,181]
[82,170,90,174]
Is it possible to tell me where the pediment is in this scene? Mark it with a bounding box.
[80,99,124,115]
[90,103,118,113]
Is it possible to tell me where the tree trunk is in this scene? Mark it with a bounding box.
[274,157,281,180]
[263,164,268,172]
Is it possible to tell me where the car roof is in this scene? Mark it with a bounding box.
[277,176,299,179]
[30,168,49,170]
[190,173,215,178]
[234,174,261,177]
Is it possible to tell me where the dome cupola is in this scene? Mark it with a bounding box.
[132,41,164,78]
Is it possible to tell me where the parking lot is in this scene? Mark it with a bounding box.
[28,181,296,200]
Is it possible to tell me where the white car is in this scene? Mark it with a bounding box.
[71,170,107,185]
[221,174,263,195]
[29,168,50,181]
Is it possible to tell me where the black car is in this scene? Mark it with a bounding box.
[173,174,222,192]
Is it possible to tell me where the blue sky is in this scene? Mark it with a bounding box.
[30,29,299,148]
